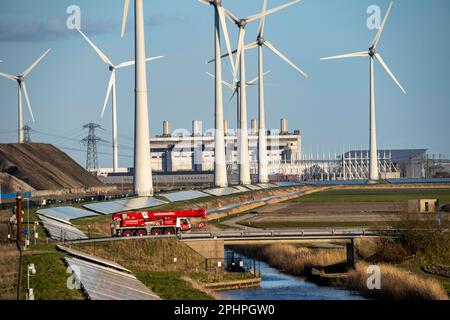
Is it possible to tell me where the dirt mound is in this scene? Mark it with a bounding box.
[0,173,35,193]
[0,143,103,190]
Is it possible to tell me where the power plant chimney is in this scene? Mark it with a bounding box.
[224,119,229,135]
[280,118,288,135]
[251,119,258,135]
[163,121,171,137]
[192,120,202,137]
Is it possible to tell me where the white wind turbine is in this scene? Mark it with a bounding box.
[219,0,306,184]
[0,49,51,143]
[321,1,406,182]
[77,29,163,173]
[222,0,301,185]
[198,0,237,188]
[121,0,156,196]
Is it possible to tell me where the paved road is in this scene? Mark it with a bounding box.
[222,214,259,230]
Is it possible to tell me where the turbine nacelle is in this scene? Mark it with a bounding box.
[257,36,266,46]
[369,48,376,57]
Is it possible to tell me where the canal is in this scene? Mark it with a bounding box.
[219,252,366,300]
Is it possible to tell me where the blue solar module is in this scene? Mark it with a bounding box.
[245,185,262,190]
[37,207,99,224]
[203,187,242,196]
[39,216,88,241]
[65,257,160,300]
[304,180,369,186]
[83,197,168,215]
[233,185,251,192]
[274,182,304,187]
[161,190,210,202]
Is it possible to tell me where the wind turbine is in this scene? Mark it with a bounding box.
[321,1,406,182]
[120,0,156,196]
[222,0,301,185]
[77,29,163,173]
[206,70,271,132]
[219,0,306,184]
[198,0,237,188]
[0,49,51,143]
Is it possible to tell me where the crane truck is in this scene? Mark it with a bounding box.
[111,209,207,237]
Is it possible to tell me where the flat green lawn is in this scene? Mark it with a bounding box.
[288,188,450,203]
[133,270,213,300]
[20,250,84,300]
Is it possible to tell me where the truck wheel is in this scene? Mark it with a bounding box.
[163,228,175,235]
[135,229,146,237]
[122,230,133,237]
[151,229,161,236]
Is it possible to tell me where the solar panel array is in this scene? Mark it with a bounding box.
[233,185,250,192]
[57,245,130,273]
[203,187,242,197]
[245,184,262,191]
[37,207,99,224]
[39,216,88,241]
[162,190,210,202]
[83,197,168,214]
[65,257,160,300]
[257,183,277,189]
[274,182,303,187]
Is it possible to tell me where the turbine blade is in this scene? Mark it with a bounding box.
[217,6,236,77]
[223,8,239,25]
[264,41,308,78]
[247,70,271,85]
[102,71,115,118]
[233,28,246,80]
[21,82,35,123]
[247,0,301,23]
[320,51,369,60]
[228,91,237,104]
[371,1,394,49]
[198,0,210,6]
[77,29,113,66]
[21,49,51,78]
[206,72,234,91]
[207,48,238,64]
[121,0,130,38]
[116,55,164,69]
[374,52,406,94]
[245,41,259,51]
[258,0,268,38]
[0,72,18,81]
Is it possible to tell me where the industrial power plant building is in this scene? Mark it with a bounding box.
[97,120,434,185]
[149,119,301,174]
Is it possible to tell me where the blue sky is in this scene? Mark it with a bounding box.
[0,0,449,168]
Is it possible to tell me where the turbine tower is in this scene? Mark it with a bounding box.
[121,0,155,196]
[223,0,301,185]
[198,0,236,188]
[77,29,163,173]
[321,2,406,182]
[0,49,51,143]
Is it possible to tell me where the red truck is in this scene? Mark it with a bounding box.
[111,209,207,237]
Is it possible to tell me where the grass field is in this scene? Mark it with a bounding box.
[288,188,450,203]
[133,270,213,300]
[20,250,84,300]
